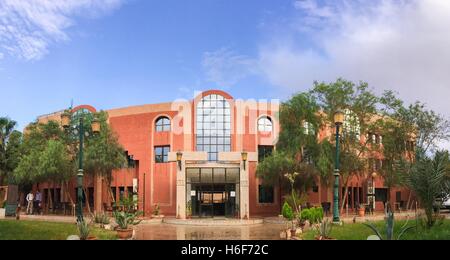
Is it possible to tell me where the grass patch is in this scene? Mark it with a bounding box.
[0,220,117,240]
[302,219,450,240]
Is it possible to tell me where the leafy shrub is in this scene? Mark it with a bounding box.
[299,207,323,225]
[309,207,324,224]
[282,202,294,221]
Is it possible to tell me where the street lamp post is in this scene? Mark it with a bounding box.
[76,116,85,223]
[61,110,100,223]
[333,109,344,224]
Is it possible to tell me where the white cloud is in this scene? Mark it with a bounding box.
[202,47,259,87]
[201,0,450,148]
[0,0,124,61]
[260,0,450,117]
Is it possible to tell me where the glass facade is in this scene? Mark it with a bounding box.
[186,168,240,218]
[196,94,231,161]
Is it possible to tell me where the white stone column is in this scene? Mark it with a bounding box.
[240,160,250,220]
[176,160,186,219]
[170,151,208,220]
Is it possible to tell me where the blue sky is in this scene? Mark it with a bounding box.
[1,0,450,131]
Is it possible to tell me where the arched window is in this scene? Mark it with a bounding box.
[258,116,273,132]
[196,94,231,161]
[155,116,171,132]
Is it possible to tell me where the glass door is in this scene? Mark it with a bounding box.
[225,184,236,218]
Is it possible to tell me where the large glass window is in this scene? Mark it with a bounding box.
[258,116,273,132]
[258,145,273,162]
[196,94,231,161]
[154,146,170,163]
[258,185,274,203]
[155,116,171,132]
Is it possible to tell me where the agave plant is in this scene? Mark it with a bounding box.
[315,218,333,240]
[77,219,90,240]
[363,208,415,240]
[113,210,143,230]
[92,212,110,227]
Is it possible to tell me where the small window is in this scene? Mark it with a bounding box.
[155,146,170,163]
[259,185,274,203]
[368,132,382,145]
[303,121,315,135]
[155,116,171,132]
[258,145,274,162]
[258,116,273,132]
[312,185,319,193]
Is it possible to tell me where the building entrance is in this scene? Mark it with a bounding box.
[186,168,240,218]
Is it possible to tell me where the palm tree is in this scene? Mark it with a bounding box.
[407,150,450,228]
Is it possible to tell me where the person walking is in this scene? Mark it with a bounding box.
[26,191,34,215]
[34,190,42,215]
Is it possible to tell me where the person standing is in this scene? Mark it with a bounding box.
[34,190,42,215]
[26,191,34,215]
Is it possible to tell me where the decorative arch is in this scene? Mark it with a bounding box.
[195,90,234,101]
[71,105,97,114]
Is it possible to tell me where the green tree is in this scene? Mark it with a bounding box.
[12,120,70,207]
[0,117,22,186]
[256,92,323,208]
[83,111,127,188]
[13,111,127,208]
[376,91,450,208]
[311,79,378,212]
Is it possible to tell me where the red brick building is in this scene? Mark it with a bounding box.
[33,90,413,218]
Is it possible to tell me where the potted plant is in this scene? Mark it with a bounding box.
[0,200,6,219]
[113,210,143,239]
[357,203,366,217]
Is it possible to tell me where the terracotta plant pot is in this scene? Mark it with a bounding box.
[315,236,336,240]
[116,228,133,239]
[358,208,365,217]
[87,236,98,241]
[290,229,297,238]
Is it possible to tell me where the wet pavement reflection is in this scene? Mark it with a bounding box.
[135,223,287,240]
